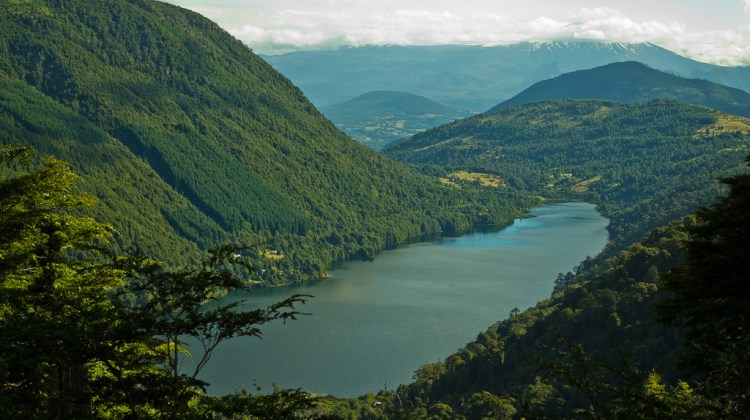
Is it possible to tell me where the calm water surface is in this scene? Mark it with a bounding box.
[196,202,608,397]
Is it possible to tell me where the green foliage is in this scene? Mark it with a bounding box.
[388,154,750,418]
[0,145,121,417]
[386,99,750,252]
[0,145,318,418]
[0,0,532,284]
[197,386,327,420]
[658,156,750,416]
[396,217,692,417]
[0,72,216,266]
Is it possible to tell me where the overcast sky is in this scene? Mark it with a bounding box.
[163,0,750,66]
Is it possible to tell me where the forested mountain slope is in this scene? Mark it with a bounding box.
[0,0,530,279]
[375,155,750,419]
[385,99,750,251]
[397,218,691,418]
[491,61,750,117]
[321,90,471,150]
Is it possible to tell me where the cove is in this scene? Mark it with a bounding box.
[195,202,608,397]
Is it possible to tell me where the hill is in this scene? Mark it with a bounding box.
[364,156,750,418]
[0,0,531,281]
[385,99,750,250]
[396,217,690,418]
[262,42,750,112]
[320,90,472,150]
[490,61,750,116]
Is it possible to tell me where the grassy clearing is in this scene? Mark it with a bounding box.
[695,115,750,138]
[445,171,506,187]
[572,175,602,193]
[264,250,284,260]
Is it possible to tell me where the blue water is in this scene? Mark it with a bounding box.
[194,202,608,397]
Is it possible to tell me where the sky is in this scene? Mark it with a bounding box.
[163,0,750,66]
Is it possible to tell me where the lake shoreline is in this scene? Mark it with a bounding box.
[195,202,609,397]
[253,198,589,289]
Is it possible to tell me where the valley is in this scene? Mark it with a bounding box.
[193,202,608,397]
[320,91,472,150]
[1,0,749,418]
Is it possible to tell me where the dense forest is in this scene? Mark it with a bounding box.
[0,144,323,418]
[2,0,750,418]
[324,155,750,419]
[3,144,747,418]
[0,0,533,283]
[385,99,750,252]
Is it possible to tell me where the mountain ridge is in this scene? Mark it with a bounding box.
[489,61,750,117]
[385,99,750,249]
[262,41,750,112]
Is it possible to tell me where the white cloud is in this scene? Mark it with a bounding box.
[667,27,750,66]
[168,1,750,65]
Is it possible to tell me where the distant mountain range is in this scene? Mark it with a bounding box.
[262,41,750,112]
[491,61,750,117]
[320,91,472,150]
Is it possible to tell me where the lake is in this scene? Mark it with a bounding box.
[194,202,609,397]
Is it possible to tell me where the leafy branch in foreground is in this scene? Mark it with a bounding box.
[114,248,311,416]
[0,144,315,418]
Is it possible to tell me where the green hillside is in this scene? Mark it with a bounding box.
[491,61,750,116]
[321,90,472,150]
[397,218,690,418]
[352,155,750,418]
[0,73,220,264]
[0,0,530,281]
[385,99,750,250]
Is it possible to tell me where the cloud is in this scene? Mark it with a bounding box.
[667,27,750,66]
[231,7,682,49]
[175,2,750,65]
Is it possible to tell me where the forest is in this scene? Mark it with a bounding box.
[0,0,534,283]
[385,99,750,252]
[2,144,747,418]
[323,154,750,418]
[1,0,749,418]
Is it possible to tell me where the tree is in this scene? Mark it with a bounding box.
[0,145,312,418]
[113,247,309,417]
[659,155,750,415]
[0,145,123,417]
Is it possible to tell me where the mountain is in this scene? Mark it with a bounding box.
[262,41,750,112]
[320,90,472,150]
[490,61,750,116]
[386,156,750,418]
[385,99,750,250]
[0,0,531,281]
